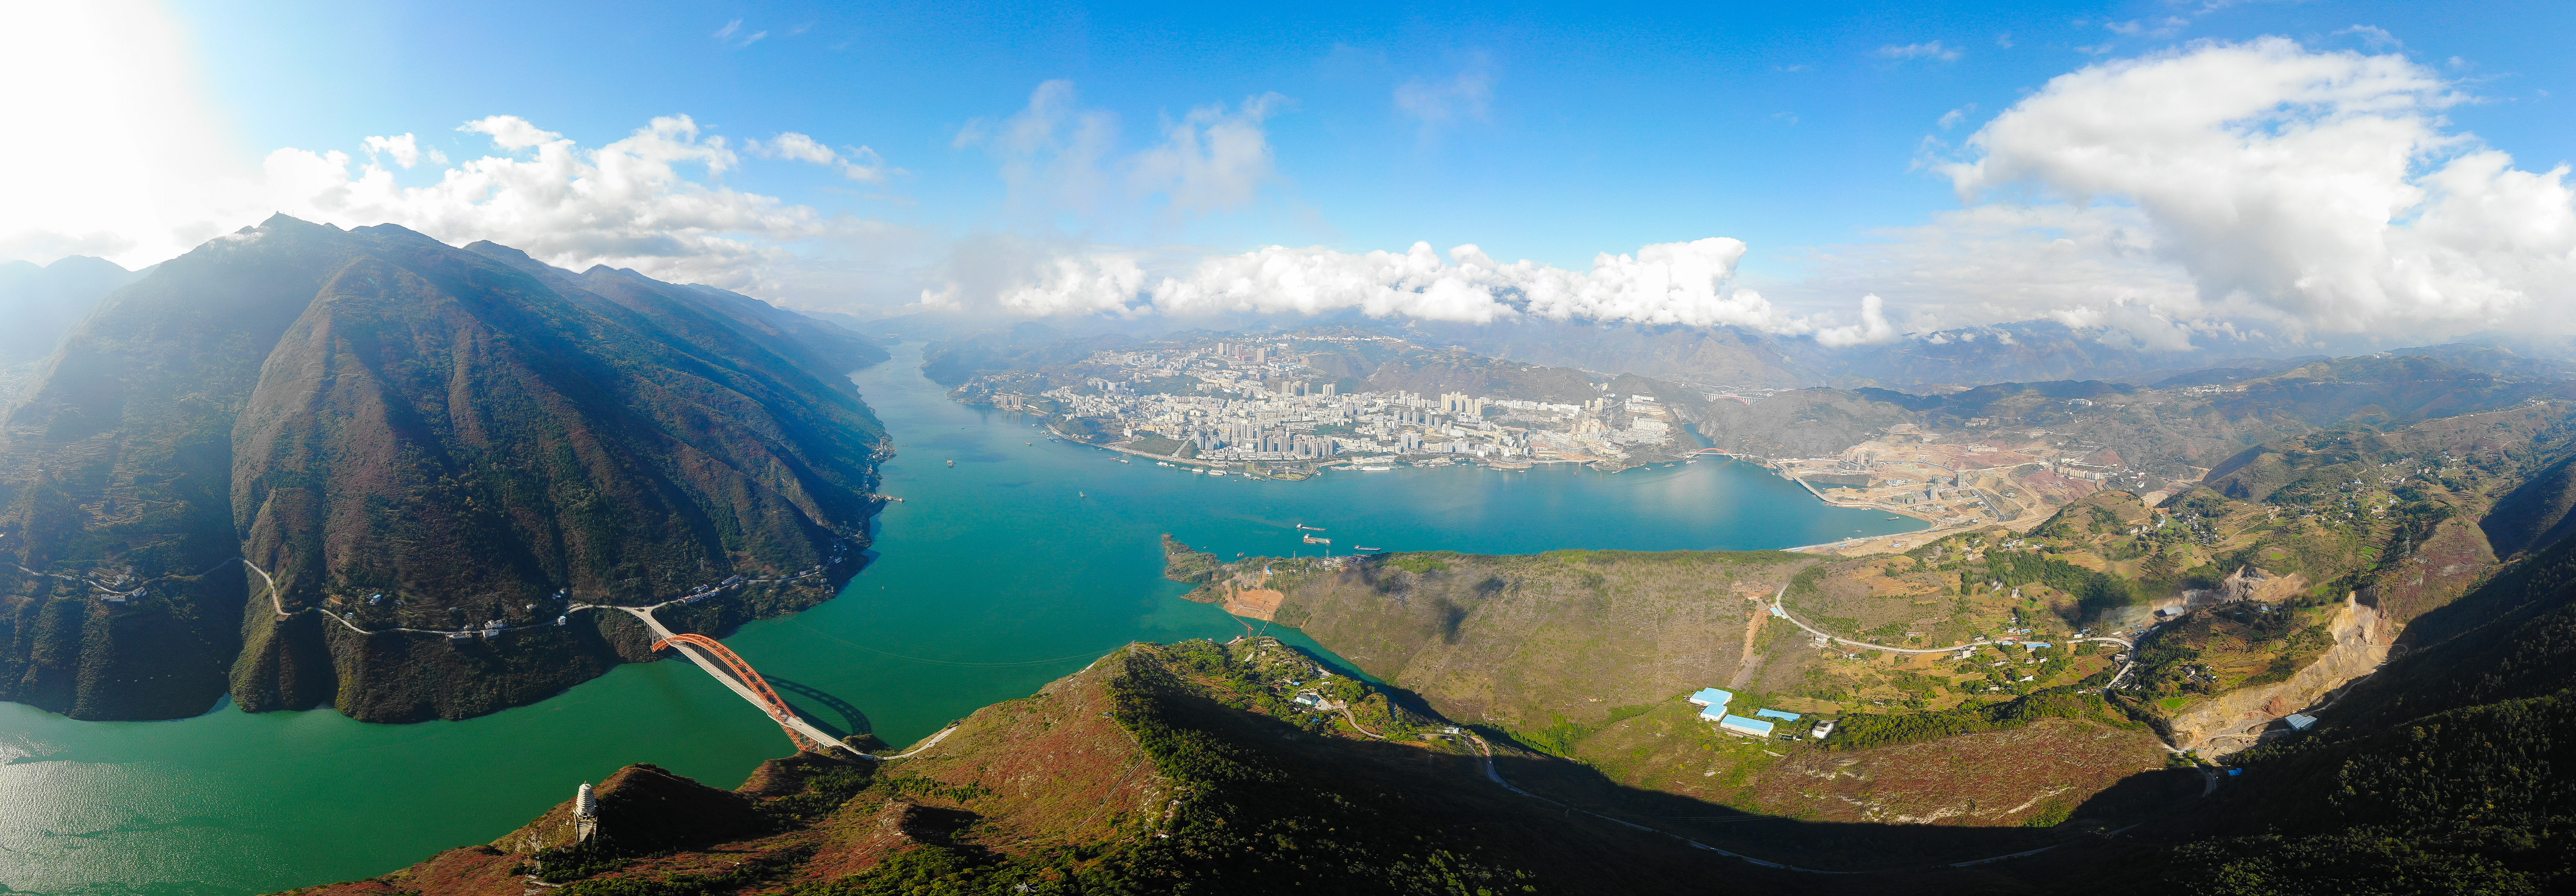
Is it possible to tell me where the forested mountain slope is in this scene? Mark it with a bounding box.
[0,216,889,722]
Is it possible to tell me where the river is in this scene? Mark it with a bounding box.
[0,344,1919,895]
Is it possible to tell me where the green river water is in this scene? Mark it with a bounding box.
[0,344,1921,896]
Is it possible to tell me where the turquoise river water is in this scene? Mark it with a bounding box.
[0,344,1920,895]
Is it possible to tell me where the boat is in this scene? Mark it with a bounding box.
[1353,546,1382,552]
[1118,458,1130,464]
[1302,535,1330,545]
[1156,461,1171,467]
[1079,491,1086,497]
[1887,516,1901,520]
[1357,465,1392,471]
[946,459,953,467]
[1297,524,1325,531]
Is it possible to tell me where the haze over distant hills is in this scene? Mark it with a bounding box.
[0,216,891,722]
[839,304,2576,393]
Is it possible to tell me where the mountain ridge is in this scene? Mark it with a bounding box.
[0,216,891,721]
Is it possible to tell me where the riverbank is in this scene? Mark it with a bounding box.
[1,343,1920,896]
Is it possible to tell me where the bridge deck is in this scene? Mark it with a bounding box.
[616,607,867,759]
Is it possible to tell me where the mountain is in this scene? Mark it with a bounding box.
[2484,451,2576,561]
[0,216,889,722]
[2096,528,2576,893]
[1686,354,2576,482]
[0,255,147,411]
[277,638,1754,896]
[0,255,143,368]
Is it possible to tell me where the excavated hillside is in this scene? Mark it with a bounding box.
[0,216,888,721]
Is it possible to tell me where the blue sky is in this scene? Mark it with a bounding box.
[7,0,2573,347]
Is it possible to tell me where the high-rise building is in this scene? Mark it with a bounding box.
[1440,392,1485,416]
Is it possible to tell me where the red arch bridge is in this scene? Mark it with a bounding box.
[622,608,868,759]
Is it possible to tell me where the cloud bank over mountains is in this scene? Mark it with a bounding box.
[926,236,1900,344]
[1914,37,2576,345]
[929,38,2576,349]
[3,15,2568,354]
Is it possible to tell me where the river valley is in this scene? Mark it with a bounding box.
[0,344,1920,896]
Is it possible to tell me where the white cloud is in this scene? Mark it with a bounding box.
[1912,37,2576,340]
[1938,105,1975,129]
[248,115,857,291]
[2335,25,2402,51]
[461,116,563,150]
[1393,65,1495,135]
[956,80,1121,218]
[1879,41,1962,62]
[711,19,765,48]
[1815,295,1898,347]
[360,133,443,168]
[1130,94,1286,213]
[959,80,1285,220]
[1789,203,2207,347]
[930,237,1891,342]
[746,132,899,183]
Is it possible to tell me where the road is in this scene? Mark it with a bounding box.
[241,557,833,639]
[1766,585,2134,656]
[239,557,895,761]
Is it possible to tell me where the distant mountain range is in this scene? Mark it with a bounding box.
[0,216,891,722]
[853,303,2576,391]
[0,254,144,368]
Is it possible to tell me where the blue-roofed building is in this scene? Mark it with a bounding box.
[1687,687,1734,708]
[1699,706,1729,723]
[1753,708,1800,722]
[1717,715,1776,737]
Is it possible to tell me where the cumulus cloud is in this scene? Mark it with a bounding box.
[1880,41,1962,62]
[1815,295,1898,347]
[249,114,844,290]
[927,237,1895,343]
[1935,37,2576,338]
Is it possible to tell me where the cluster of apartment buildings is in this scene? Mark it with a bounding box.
[968,339,1688,464]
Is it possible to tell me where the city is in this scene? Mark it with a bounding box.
[957,336,1689,473]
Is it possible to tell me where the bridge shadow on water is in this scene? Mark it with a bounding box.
[764,675,873,743]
